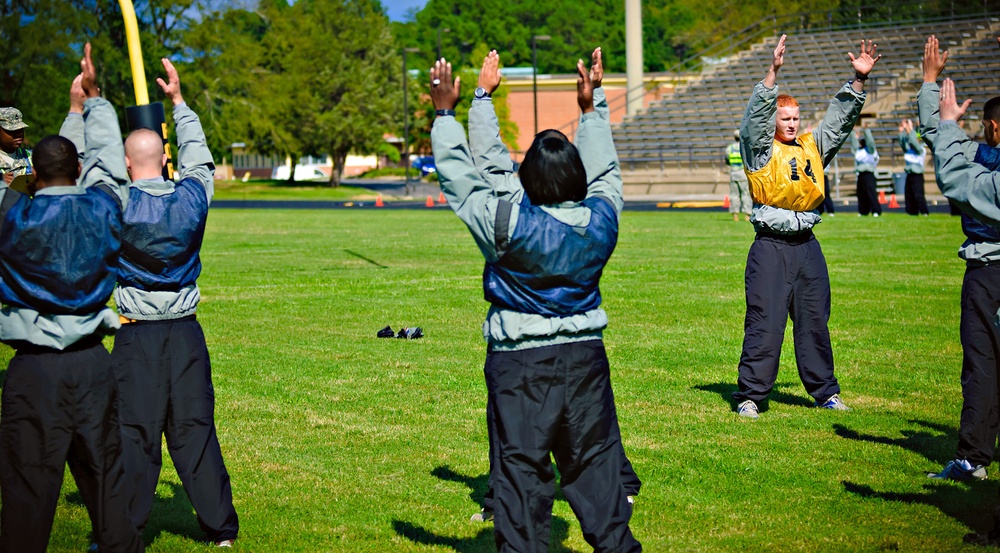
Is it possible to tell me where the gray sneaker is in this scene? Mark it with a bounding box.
[815,393,851,411]
[737,400,759,419]
[928,459,987,481]
[470,508,493,522]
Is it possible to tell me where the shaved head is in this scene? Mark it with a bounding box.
[125,128,166,179]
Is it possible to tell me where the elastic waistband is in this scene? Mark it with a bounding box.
[755,229,814,244]
[12,334,104,355]
[120,314,197,325]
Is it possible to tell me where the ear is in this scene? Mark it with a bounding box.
[125,154,132,173]
[161,153,168,169]
[75,161,82,180]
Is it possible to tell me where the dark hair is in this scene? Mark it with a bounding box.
[518,131,587,205]
[32,135,79,182]
[984,96,1000,123]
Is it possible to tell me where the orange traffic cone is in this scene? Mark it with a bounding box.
[722,195,731,208]
[375,195,384,207]
[878,190,887,204]
[425,195,435,208]
[438,191,446,204]
[888,194,900,209]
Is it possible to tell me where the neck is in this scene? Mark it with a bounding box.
[0,145,16,154]
[34,177,75,190]
[130,168,163,181]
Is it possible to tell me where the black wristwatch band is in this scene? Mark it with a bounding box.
[435,109,456,117]
[854,72,869,82]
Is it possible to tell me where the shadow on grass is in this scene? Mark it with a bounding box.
[66,481,204,545]
[432,465,489,508]
[393,517,578,553]
[833,419,956,466]
[693,381,815,411]
[842,480,998,533]
[344,249,389,269]
[431,465,567,511]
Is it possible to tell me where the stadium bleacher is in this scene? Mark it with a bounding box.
[617,14,1000,197]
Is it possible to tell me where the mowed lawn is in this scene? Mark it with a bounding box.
[22,208,999,551]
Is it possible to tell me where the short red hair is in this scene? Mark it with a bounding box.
[777,94,799,108]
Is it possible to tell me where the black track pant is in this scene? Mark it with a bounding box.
[857,171,881,215]
[486,341,641,553]
[904,172,929,215]
[482,379,641,513]
[0,339,142,553]
[733,232,840,405]
[110,317,238,542]
[956,264,1000,466]
[818,180,836,215]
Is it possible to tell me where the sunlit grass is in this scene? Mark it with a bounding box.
[21,209,995,551]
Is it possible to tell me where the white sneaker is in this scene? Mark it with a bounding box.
[737,400,759,419]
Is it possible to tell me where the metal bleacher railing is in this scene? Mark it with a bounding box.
[599,0,1000,186]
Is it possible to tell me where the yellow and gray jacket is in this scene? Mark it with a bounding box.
[740,80,865,234]
[724,142,744,175]
[437,87,621,351]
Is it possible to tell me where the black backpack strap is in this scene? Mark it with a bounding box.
[0,188,22,220]
[120,239,168,275]
[94,183,123,211]
[494,199,513,258]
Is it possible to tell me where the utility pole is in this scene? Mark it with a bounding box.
[625,0,644,116]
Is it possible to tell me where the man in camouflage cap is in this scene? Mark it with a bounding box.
[0,107,30,185]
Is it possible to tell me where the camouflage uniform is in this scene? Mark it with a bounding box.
[0,107,30,178]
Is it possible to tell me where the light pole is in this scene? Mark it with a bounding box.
[532,35,550,136]
[402,47,420,195]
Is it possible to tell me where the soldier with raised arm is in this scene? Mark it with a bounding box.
[0,44,141,553]
[918,35,1000,483]
[113,59,238,547]
[732,34,880,419]
[465,48,640,525]
[430,52,640,551]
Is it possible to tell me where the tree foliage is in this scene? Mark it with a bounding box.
[392,0,864,73]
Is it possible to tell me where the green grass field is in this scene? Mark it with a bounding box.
[28,209,1000,551]
[213,179,378,202]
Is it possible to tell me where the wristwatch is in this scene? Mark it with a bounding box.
[474,87,491,100]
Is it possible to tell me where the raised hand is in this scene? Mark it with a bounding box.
[923,35,948,83]
[590,47,603,88]
[69,74,85,114]
[939,78,972,122]
[478,50,501,95]
[576,58,594,113]
[772,34,787,72]
[429,58,460,111]
[80,43,100,99]
[848,39,881,77]
[156,58,184,106]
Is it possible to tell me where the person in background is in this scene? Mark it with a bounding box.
[852,122,881,216]
[899,118,929,215]
[724,129,752,221]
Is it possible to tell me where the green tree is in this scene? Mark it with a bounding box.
[278,0,402,186]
